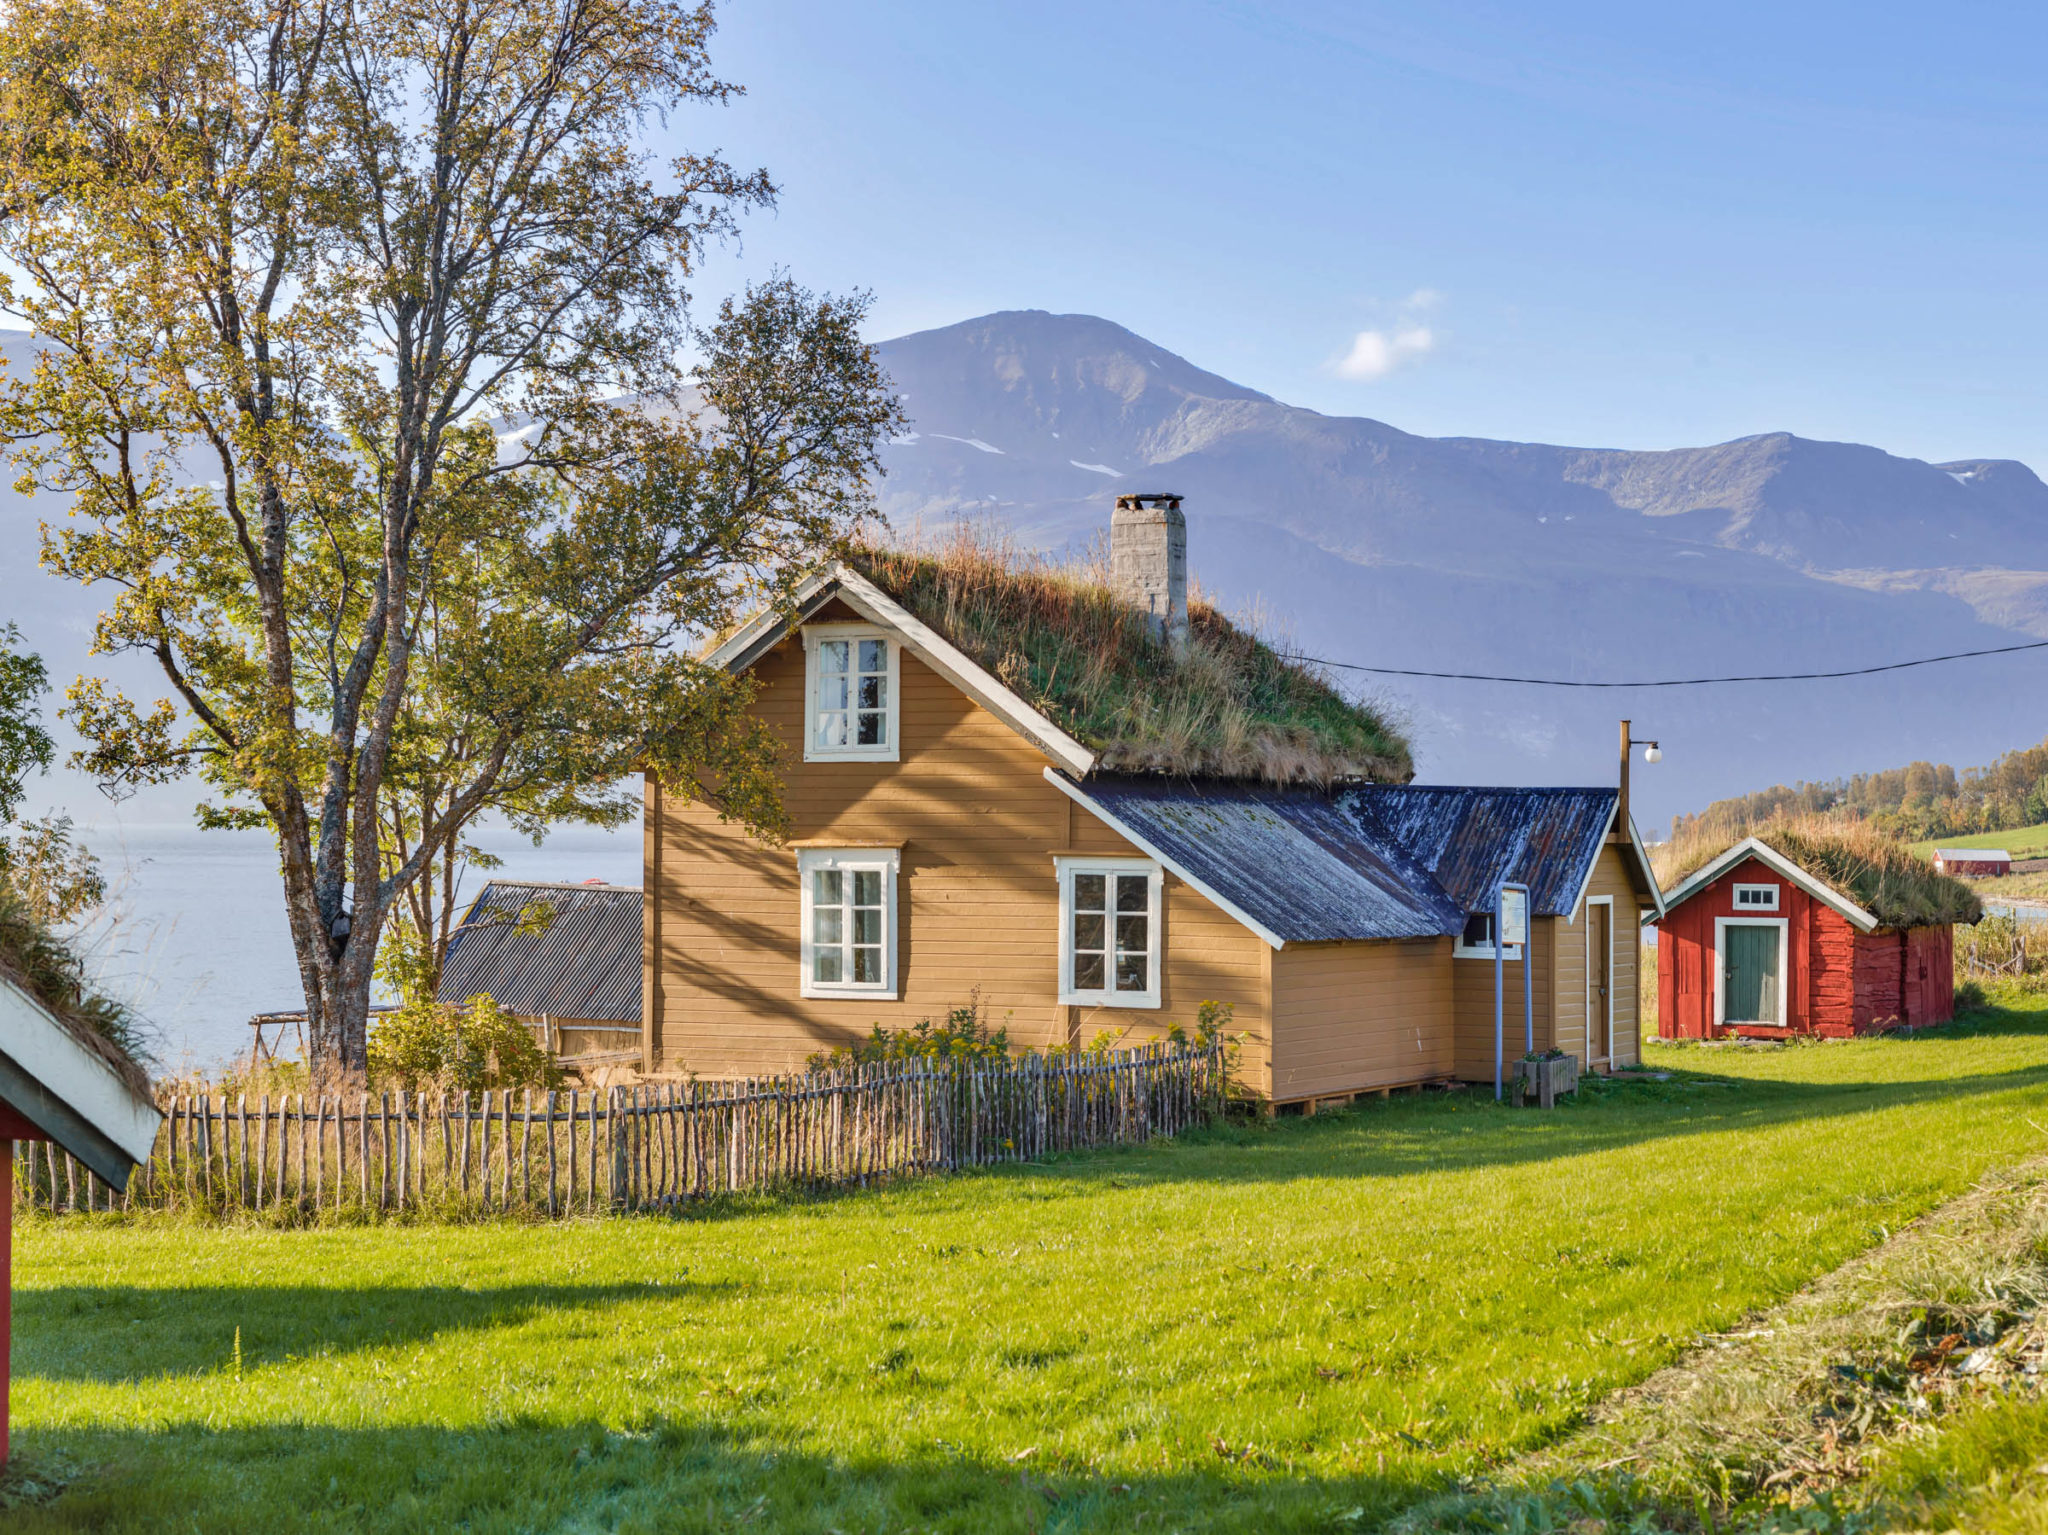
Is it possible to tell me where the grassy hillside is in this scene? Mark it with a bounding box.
[1675,734,2048,846]
[1908,821,2048,858]
[12,992,2048,1532]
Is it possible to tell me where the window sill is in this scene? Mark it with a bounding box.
[1452,945,1524,961]
[801,983,900,1002]
[802,746,901,764]
[1059,990,1162,1011]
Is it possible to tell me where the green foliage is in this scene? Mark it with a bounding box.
[0,621,53,824]
[1673,734,2048,845]
[849,530,1411,785]
[0,864,145,1085]
[366,994,562,1095]
[15,993,2048,1531]
[0,0,902,1073]
[0,813,106,927]
[809,994,1238,1070]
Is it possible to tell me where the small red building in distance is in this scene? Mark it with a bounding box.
[1932,848,2014,878]
[1657,834,1979,1040]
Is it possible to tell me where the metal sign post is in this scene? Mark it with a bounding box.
[1493,883,1532,1103]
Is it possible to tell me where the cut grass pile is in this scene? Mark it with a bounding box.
[847,530,1411,785]
[11,990,2048,1533]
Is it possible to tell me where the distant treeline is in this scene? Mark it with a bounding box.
[1672,735,2048,844]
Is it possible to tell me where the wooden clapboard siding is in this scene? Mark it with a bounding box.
[1450,919,1553,1083]
[1551,845,1645,1068]
[649,626,1272,1083]
[1267,938,1454,1101]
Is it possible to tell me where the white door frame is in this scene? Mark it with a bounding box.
[1713,916,1790,1029]
[1585,895,1614,1063]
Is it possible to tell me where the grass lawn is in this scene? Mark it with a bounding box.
[12,993,2048,1533]
[1909,820,2048,858]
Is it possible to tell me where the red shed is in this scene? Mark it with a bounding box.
[1656,834,1973,1040]
[1,972,160,1467]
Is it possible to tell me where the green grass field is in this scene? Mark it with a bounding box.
[12,994,2048,1533]
[1909,820,2048,858]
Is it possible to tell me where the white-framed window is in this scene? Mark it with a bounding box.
[1056,857,1162,1009]
[1453,910,1524,960]
[798,848,900,999]
[1732,883,1780,912]
[804,624,899,762]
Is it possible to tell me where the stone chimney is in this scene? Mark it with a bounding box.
[1111,492,1187,646]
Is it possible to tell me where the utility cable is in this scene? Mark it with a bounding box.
[1300,637,2048,689]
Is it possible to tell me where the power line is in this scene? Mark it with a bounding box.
[1303,637,2048,689]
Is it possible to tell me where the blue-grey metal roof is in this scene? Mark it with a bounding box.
[1066,777,1468,943]
[1342,785,1619,917]
[437,881,642,1023]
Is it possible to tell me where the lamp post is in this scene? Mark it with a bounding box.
[1619,719,1661,837]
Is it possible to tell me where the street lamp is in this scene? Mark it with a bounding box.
[1620,720,1662,834]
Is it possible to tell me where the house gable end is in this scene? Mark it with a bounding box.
[705,565,1097,777]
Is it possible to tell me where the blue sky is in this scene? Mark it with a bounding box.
[673,0,2048,467]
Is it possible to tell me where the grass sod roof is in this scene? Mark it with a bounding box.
[845,537,1413,787]
[0,870,150,1093]
[1658,815,1985,929]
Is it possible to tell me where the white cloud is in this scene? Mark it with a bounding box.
[1405,287,1444,310]
[1335,324,1435,381]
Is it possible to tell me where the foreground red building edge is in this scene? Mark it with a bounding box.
[1658,839,1955,1041]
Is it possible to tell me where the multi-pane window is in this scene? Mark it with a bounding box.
[798,849,898,998]
[1058,859,1161,1007]
[807,626,896,759]
[1732,883,1780,911]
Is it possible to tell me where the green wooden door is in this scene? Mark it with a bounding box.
[1722,924,1782,1024]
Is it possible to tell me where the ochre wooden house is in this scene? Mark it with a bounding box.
[643,496,1662,1104]
[1656,832,1977,1040]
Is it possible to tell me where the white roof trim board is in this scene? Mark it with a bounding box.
[0,975,161,1189]
[1659,836,1881,933]
[706,564,1098,778]
[1567,801,1666,925]
[1043,769,1291,951]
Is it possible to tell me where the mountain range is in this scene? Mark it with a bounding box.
[5,316,2046,833]
[864,312,2048,828]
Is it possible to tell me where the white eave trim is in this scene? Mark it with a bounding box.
[1569,802,1666,924]
[0,975,161,1170]
[1660,835,1880,933]
[1043,768,1290,951]
[705,565,1098,778]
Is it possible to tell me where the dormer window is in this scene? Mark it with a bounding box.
[805,624,899,762]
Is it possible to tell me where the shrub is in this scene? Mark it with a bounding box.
[807,994,1238,1071]
[367,993,562,1094]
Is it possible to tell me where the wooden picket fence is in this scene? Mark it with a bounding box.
[13,1041,1226,1218]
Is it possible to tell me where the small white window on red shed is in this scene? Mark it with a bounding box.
[1733,883,1780,912]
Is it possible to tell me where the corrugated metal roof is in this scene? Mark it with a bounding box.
[1067,778,1467,943]
[1343,785,1619,917]
[436,881,642,1023]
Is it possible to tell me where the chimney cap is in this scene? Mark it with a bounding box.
[1114,492,1184,511]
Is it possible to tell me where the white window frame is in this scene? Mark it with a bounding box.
[797,847,900,1000]
[1055,857,1163,1009]
[803,623,901,763]
[1731,883,1780,912]
[1452,909,1523,961]
[1713,916,1789,1029]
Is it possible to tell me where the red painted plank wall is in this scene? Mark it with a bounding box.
[1656,855,1952,1039]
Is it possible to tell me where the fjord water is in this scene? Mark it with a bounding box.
[76,821,640,1073]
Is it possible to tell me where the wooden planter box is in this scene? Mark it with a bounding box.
[1515,1054,1579,1109]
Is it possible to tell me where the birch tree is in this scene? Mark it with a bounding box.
[0,0,900,1074]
